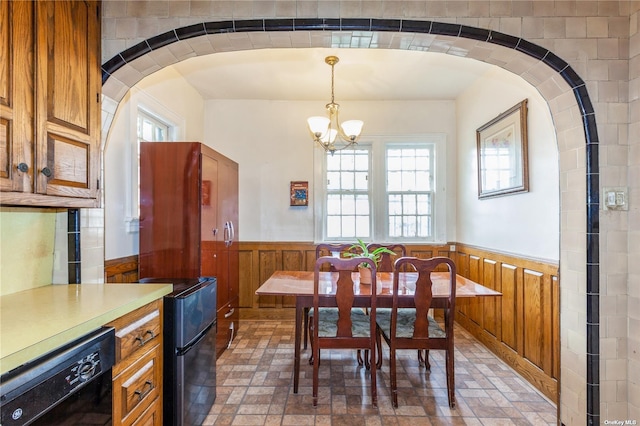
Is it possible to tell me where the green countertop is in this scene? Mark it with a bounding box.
[0,283,173,375]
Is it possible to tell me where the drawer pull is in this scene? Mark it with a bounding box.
[224,308,235,318]
[135,330,155,346]
[134,380,154,401]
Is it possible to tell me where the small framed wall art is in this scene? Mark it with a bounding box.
[290,181,309,206]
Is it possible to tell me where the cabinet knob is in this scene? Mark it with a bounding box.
[16,163,29,173]
[41,167,52,177]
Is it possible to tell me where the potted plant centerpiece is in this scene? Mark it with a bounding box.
[347,239,396,285]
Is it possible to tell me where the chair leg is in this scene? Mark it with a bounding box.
[446,348,456,408]
[418,349,431,370]
[308,318,317,365]
[389,346,397,408]
[370,342,377,407]
[375,330,383,369]
[312,340,320,407]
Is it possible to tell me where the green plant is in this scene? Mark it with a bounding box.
[346,239,396,268]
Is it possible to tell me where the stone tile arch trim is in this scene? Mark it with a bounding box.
[101,18,600,423]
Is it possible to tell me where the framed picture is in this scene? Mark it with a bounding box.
[476,99,529,199]
[290,181,308,206]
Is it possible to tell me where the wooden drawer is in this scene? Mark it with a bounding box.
[132,396,161,426]
[109,300,161,368]
[113,343,162,426]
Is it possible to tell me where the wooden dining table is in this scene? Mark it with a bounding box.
[255,270,502,393]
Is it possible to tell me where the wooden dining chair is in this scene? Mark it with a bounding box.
[304,243,358,351]
[310,256,379,407]
[376,256,457,408]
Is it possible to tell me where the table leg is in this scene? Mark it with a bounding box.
[294,302,302,394]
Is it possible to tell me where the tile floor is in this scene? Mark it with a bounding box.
[206,320,557,425]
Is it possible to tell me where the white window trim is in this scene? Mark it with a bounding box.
[124,88,185,231]
[314,134,447,244]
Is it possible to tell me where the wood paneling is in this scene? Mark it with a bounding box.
[453,244,559,404]
[105,255,139,283]
[501,264,518,351]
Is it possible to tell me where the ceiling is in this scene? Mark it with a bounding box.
[169,48,495,102]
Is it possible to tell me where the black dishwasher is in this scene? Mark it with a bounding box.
[0,327,115,425]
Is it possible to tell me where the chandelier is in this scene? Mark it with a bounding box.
[307,56,364,154]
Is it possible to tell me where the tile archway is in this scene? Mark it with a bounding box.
[101,19,599,423]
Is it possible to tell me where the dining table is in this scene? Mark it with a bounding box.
[255,270,502,393]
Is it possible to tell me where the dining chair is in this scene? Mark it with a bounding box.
[376,256,457,408]
[305,243,358,350]
[310,256,379,407]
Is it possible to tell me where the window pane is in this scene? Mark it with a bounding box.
[341,216,356,237]
[341,171,355,190]
[342,195,356,214]
[354,172,368,190]
[327,216,341,238]
[327,194,341,214]
[327,172,341,190]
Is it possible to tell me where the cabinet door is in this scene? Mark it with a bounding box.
[223,160,239,302]
[0,1,33,192]
[34,1,101,199]
[200,152,218,277]
[139,143,202,279]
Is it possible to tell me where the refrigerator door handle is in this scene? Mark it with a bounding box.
[177,322,214,356]
[229,221,235,245]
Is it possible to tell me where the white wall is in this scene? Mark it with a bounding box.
[103,64,559,261]
[104,68,205,260]
[456,68,559,261]
[202,99,458,242]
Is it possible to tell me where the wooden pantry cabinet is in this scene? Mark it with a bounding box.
[107,299,163,426]
[139,142,239,357]
[0,0,101,207]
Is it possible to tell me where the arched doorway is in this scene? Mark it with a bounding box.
[101,19,598,423]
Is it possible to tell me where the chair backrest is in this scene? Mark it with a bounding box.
[366,243,407,272]
[315,243,355,259]
[313,256,377,338]
[315,243,358,272]
[392,256,456,340]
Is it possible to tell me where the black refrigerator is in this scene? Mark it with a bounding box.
[142,277,217,425]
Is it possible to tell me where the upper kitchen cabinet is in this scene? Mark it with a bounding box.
[0,1,101,208]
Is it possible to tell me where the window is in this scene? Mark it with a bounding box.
[133,110,171,219]
[326,148,371,238]
[320,137,442,242]
[386,146,433,238]
[137,111,169,143]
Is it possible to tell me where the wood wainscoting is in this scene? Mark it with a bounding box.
[103,242,559,403]
[104,255,139,283]
[453,244,559,404]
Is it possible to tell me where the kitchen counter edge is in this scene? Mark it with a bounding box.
[0,283,173,375]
